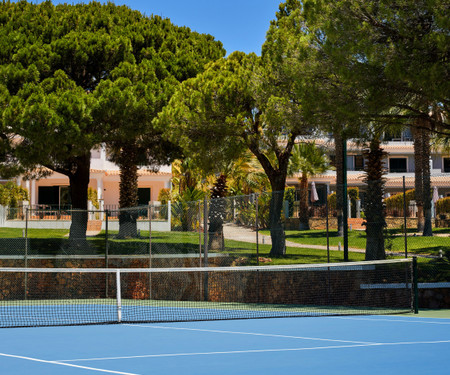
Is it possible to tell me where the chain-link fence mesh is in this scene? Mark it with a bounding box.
[0,184,449,308]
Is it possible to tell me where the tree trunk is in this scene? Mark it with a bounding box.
[298,174,310,230]
[363,138,386,260]
[68,153,91,243]
[247,135,293,257]
[421,121,433,236]
[208,174,228,250]
[118,145,139,238]
[268,175,287,257]
[413,124,425,233]
[334,131,344,236]
[413,118,433,236]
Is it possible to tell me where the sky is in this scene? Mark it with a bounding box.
[35,0,282,55]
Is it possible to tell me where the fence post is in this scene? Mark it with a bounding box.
[203,197,208,301]
[116,270,122,323]
[342,139,349,261]
[326,196,330,263]
[203,197,208,268]
[255,193,259,266]
[0,205,5,226]
[148,205,153,299]
[168,200,172,230]
[403,176,408,258]
[413,256,419,314]
[198,200,202,267]
[24,208,29,300]
[105,209,109,298]
[148,205,152,268]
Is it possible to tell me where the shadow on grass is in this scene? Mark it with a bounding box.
[406,246,450,255]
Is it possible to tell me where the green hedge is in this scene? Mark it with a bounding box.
[327,187,359,214]
[436,196,450,216]
[384,189,415,211]
[0,182,28,206]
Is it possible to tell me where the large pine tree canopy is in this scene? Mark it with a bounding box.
[0,0,225,184]
[0,0,225,240]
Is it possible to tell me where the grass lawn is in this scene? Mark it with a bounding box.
[0,228,366,264]
[0,227,447,268]
[0,228,69,238]
[258,228,450,257]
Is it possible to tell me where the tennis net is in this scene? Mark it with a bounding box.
[0,258,415,328]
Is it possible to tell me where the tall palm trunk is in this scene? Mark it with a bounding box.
[421,120,433,236]
[363,137,387,260]
[413,118,433,236]
[334,131,345,236]
[413,123,425,232]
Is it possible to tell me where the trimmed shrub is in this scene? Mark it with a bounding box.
[328,187,359,216]
[384,189,415,217]
[436,196,450,217]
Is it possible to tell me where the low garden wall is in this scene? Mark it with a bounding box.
[285,217,424,230]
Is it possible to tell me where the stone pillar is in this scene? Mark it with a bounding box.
[30,180,36,207]
[356,199,361,218]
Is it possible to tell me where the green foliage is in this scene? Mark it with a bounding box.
[1,1,224,216]
[235,193,271,230]
[155,52,258,173]
[302,0,449,131]
[327,192,337,213]
[0,181,28,206]
[288,142,332,178]
[348,187,359,218]
[157,188,172,204]
[436,197,450,217]
[87,187,99,209]
[347,187,359,202]
[326,188,360,219]
[384,189,415,212]
[284,187,296,218]
[171,187,205,231]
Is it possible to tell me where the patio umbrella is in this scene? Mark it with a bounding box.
[432,186,439,218]
[432,186,439,204]
[310,182,319,203]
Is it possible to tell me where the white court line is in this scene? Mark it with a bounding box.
[57,339,450,363]
[328,316,450,325]
[122,324,376,345]
[0,352,139,375]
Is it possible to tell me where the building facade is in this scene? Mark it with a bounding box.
[14,146,172,210]
[286,134,450,204]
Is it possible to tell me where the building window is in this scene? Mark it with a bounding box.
[444,158,450,173]
[354,155,364,171]
[389,158,407,173]
[138,188,151,206]
[38,186,71,207]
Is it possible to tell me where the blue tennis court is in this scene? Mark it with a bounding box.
[1,314,449,375]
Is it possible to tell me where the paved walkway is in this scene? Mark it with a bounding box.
[222,223,437,258]
[223,223,364,253]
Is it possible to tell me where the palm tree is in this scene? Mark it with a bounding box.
[363,135,387,260]
[288,142,332,230]
[171,158,203,196]
[226,150,270,195]
[412,118,433,236]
